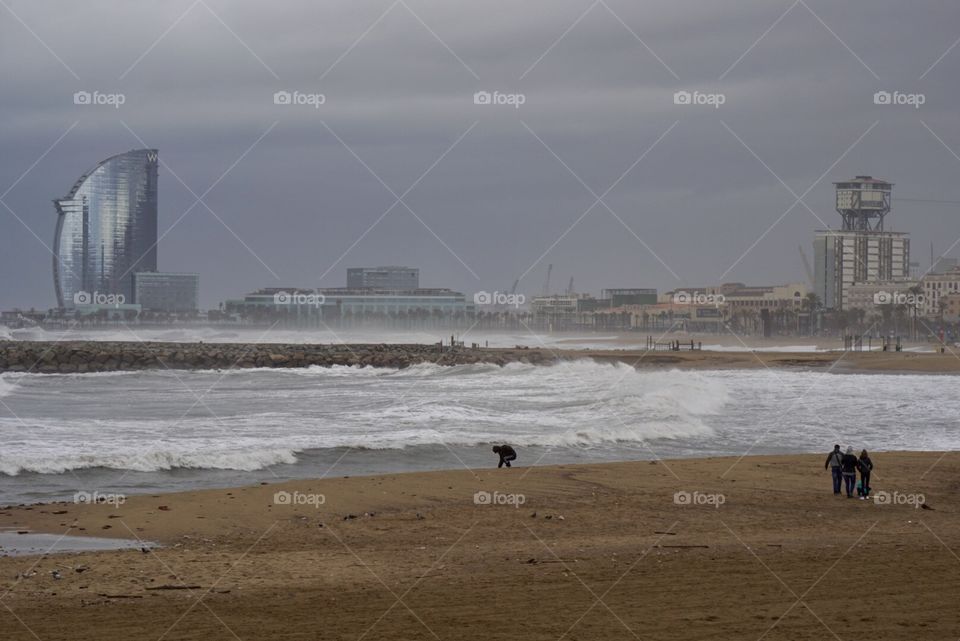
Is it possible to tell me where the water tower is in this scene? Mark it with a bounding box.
[834,176,892,231]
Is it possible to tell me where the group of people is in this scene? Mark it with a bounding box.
[825,445,873,499]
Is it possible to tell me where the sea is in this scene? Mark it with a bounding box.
[0,326,956,505]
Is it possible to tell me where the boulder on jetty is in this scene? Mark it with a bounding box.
[0,341,556,374]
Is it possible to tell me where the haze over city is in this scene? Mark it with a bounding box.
[3,4,960,640]
[2,0,960,310]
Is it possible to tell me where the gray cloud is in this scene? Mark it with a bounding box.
[2,0,959,309]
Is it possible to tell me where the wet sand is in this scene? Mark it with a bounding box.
[1,451,957,640]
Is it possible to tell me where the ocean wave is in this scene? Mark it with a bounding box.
[0,375,16,399]
[0,447,300,476]
[0,360,730,475]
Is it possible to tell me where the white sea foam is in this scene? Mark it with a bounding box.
[1,360,958,478]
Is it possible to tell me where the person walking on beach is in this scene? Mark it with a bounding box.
[824,444,844,495]
[493,444,517,468]
[840,447,859,498]
[858,450,874,499]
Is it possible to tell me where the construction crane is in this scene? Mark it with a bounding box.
[542,263,552,296]
[566,277,574,294]
[798,245,814,287]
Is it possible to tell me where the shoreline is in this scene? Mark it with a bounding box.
[3,340,960,373]
[1,452,957,640]
[0,451,951,542]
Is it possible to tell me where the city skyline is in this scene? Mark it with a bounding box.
[2,1,960,311]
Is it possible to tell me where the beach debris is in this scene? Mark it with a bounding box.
[16,571,37,579]
[51,510,68,515]
[343,514,357,520]
[158,506,171,511]
[921,503,935,511]
[51,570,61,580]
[101,525,111,530]
[530,512,537,518]
[75,566,89,573]
[654,531,677,535]
[140,547,151,554]
[558,515,565,521]
[544,515,552,520]
[416,513,425,520]
[98,593,143,599]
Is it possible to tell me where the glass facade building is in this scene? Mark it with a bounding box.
[132,272,200,313]
[54,149,159,308]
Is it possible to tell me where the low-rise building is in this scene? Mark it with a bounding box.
[132,272,200,313]
[921,266,960,317]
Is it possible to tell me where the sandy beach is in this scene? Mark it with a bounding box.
[1,452,957,640]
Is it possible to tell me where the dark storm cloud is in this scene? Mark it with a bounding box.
[1,0,959,309]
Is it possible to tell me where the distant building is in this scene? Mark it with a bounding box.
[920,266,960,317]
[813,176,911,310]
[225,287,469,325]
[132,272,200,313]
[347,266,419,290]
[940,292,960,321]
[602,288,657,307]
[846,281,919,312]
[54,149,159,308]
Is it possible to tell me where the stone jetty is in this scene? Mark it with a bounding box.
[0,341,558,374]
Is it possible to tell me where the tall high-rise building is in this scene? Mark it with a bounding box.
[346,266,419,290]
[53,149,159,308]
[813,177,911,310]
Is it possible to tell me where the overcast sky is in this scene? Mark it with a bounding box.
[1,0,959,310]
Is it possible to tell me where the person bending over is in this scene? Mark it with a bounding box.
[493,444,517,468]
